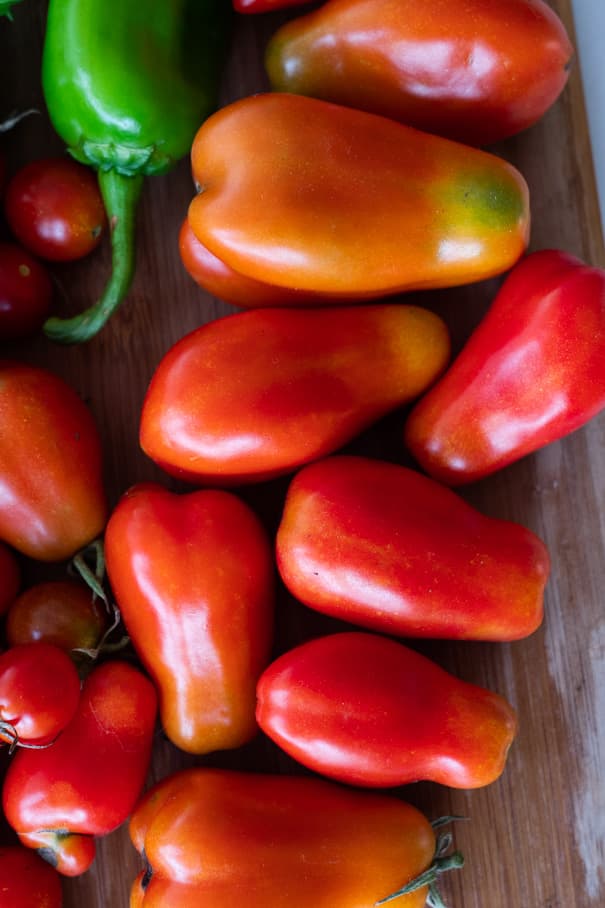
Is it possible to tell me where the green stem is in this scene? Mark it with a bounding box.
[43,169,144,344]
[375,826,465,907]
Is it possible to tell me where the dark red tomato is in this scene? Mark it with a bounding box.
[5,579,108,651]
[0,642,80,748]
[0,242,53,339]
[4,157,106,262]
[0,845,63,908]
[0,541,20,615]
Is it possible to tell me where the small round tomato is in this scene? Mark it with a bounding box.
[0,242,53,339]
[0,845,63,907]
[4,157,106,262]
[0,642,80,748]
[6,579,108,651]
[0,541,20,615]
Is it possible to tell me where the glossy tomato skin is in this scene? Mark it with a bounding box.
[0,362,107,561]
[0,845,63,907]
[5,579,107,651]
[140,305,449,484]
[179,218,334,308]
[104,484,274,754]
[257,632,517,788]
[4,157,106,262]
[266,0,573,146]
[0,642,80,748]
[2,660,157,876]
[276,456,550,640]
[188,94,529,297]
[0,242,53,339]
[405,250,605,484]
[0,540,20,615]
[129,767,435,907]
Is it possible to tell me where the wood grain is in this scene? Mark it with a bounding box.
[1,1,604,906]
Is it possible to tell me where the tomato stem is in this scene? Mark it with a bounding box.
[0,721,58,754]
[375,821,465,906]
[70,540,130,662]
[43,169,143,343]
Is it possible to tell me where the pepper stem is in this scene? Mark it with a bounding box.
[43,169,144,344]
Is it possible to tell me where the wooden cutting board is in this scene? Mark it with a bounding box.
[1,1,603,905]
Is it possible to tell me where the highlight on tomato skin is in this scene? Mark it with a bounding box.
[404,249,605,485]
[179,217,348,308]
[256,630,518,789]
[265,0,574,146]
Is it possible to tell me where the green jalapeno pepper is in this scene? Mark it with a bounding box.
[41,0,230,343]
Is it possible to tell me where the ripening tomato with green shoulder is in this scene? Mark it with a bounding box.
[188,93,530,298]
[0,642,80,750]
[257,631,517,789]
[405,249,605,484]
[129,767,463,907]
[276,456,550,640]
[140,304,449,484]
[2,660,157,876]
[0,845,63,908]
[0,362,107,561]
[266,0,573,146]
[104,483,274,754]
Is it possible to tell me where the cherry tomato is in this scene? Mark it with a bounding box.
[4,157,106,262]
[0,242,53,339]
[0,845,63,908]
[0,541,20,615]
[0,642,81,748]
[5,579,108,651]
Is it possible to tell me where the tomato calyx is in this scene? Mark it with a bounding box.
[0,721,59,755]
[69,540,129,662]
[375,817,465,907]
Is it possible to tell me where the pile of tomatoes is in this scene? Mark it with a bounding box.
[1,0,604,907]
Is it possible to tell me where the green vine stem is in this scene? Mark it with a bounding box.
[375,817,466,907]
[69,539,130,661]
[0,721,58,755]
